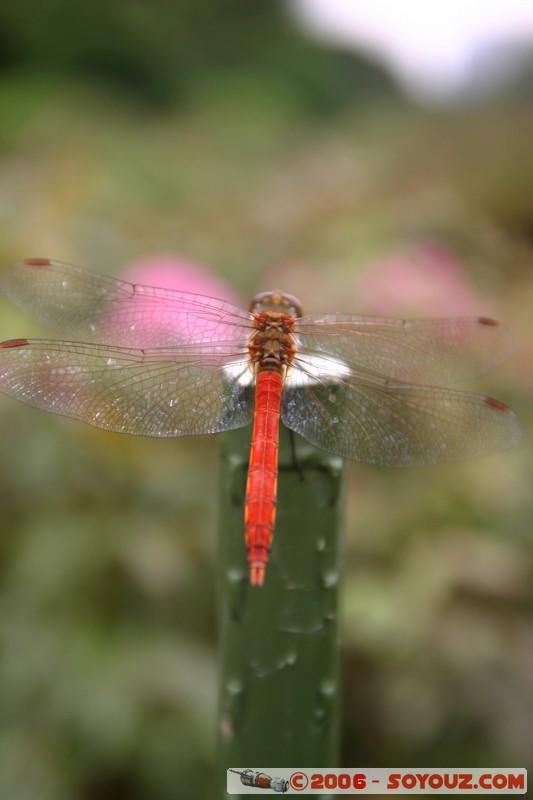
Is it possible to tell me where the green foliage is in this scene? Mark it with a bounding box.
[0,0,396,110]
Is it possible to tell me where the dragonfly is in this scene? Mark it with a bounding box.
[0,258,523,585]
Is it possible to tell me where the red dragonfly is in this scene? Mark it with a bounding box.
[0,259,523,585]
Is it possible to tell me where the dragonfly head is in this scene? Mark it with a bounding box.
[249,290,303,318]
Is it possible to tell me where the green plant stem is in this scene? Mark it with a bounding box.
[216,425,345,797]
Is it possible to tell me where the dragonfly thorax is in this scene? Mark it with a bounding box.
[248,309,298,372]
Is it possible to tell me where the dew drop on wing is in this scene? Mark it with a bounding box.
[220,382,254,430]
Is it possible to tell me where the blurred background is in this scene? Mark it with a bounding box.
[0,1,531,798]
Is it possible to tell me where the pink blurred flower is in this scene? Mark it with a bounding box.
[353,243,485,317]
[122,254,242,307]
[110,254,245,346]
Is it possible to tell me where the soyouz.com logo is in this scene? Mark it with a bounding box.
[227,767,527,794]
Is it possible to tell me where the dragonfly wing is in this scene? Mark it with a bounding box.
[296,314,515,384]
[0,339,254,436]
[0,259,252,348]
[281,357,523,466]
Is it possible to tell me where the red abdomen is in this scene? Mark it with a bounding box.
[244,368,283,586]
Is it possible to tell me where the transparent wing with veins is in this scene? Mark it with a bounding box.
[0,340,254,436]
[282,312,523,465]
[295,313,516,384]
[282,355,522,465]
[0,259,255,435]
[0,258,253,348]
